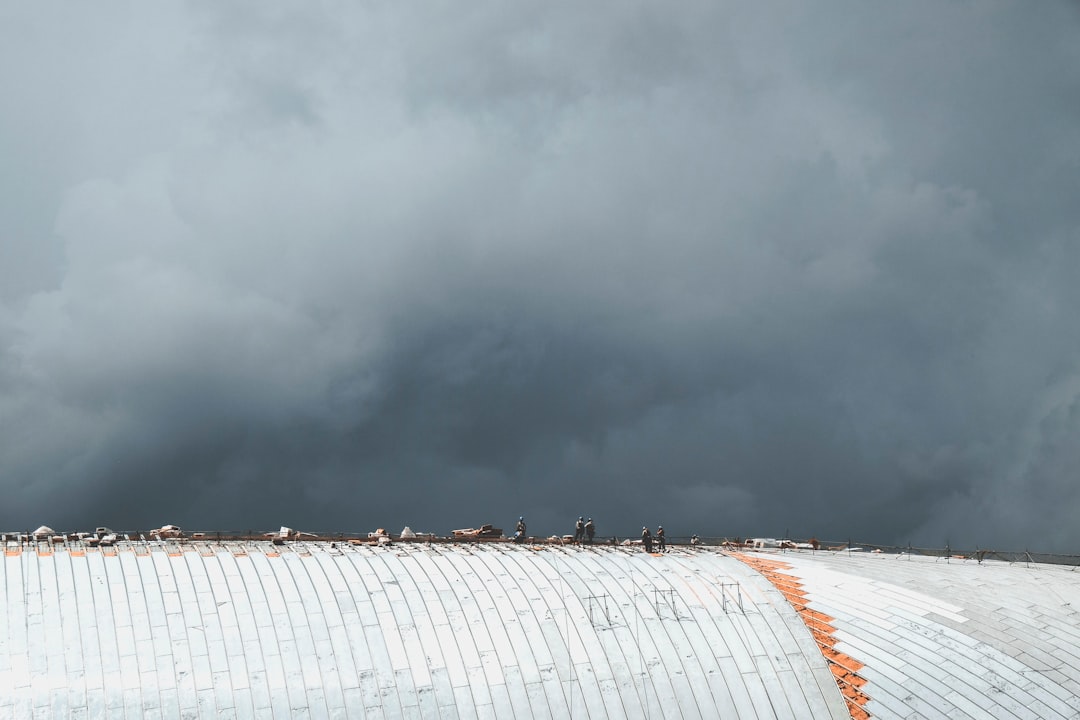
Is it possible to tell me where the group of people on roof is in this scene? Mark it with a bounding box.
[573,516,596,543]
[512,516,672,551]
[642,525,666,552]
[511,515,598,544]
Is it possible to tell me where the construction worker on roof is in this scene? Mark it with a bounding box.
[642,526,653,553]
[585,518,595,543]
[657,525,666,552]
[574,516,585,543]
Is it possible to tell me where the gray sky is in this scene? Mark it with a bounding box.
[2,2,1079,551]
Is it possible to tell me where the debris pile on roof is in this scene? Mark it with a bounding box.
[149,525,184,539]
[358,528,393,545]
[399,526,434,539]
[266,527,313,544]
[88,530,118,547]
[778,540,817,550]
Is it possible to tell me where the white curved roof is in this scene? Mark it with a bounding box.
[3,540,1080,718]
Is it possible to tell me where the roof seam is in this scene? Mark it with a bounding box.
[733,553,872,720]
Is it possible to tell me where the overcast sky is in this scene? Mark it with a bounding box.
[2,2,1079,551]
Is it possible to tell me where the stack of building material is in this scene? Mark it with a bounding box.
[451,524,503,539]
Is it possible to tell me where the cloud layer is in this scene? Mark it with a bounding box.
[3,2,1080,550]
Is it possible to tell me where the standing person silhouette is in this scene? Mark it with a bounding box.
[574,516,585,543]
[585,518,595,543]
[642,526,653,553]
[657,525,666,552]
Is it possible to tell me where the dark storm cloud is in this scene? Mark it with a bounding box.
[2,2,1079,551]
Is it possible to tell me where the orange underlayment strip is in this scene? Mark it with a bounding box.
[734,553,871,720]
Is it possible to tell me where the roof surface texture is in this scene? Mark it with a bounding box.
[2,540,1079,719]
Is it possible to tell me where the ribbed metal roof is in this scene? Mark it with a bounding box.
[5,540,1080,719]
[2,541,848,719]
